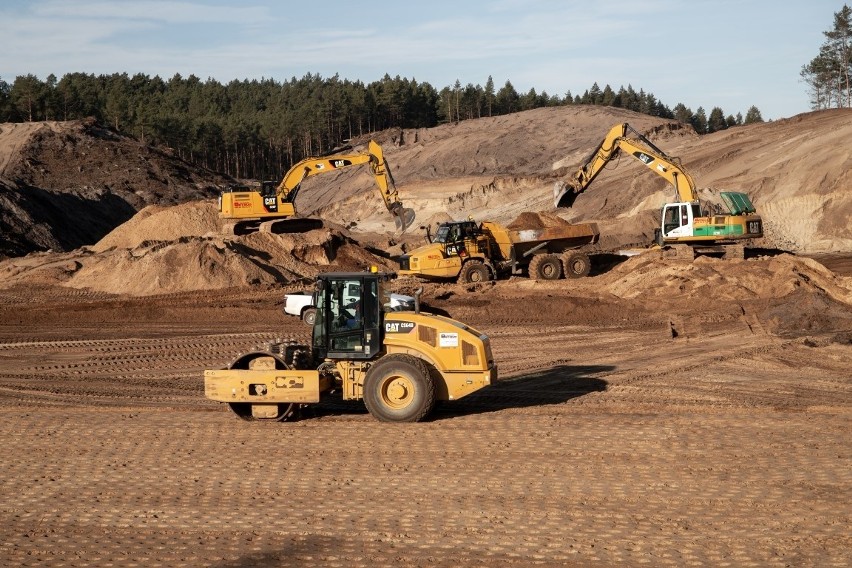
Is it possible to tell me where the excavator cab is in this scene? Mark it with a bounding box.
[312,273,384,361]
[661,202,702,239]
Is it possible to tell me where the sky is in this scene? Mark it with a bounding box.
[0,0,845,120]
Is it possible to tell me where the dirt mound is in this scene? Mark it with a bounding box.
[0,119,232,256]
[592,252,852,335]
[598,252,850,302]
[91,200,223,252]
[0,200,395,296]
[506,211,573,230]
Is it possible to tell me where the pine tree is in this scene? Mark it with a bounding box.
[673,103,692,125]
[824,4,852,107]
[707,107,727,133]
[10,74,44,121]
[601,84,615,106]
[484,76,495,117]
[0,76,10,121]
[691,107,708,134]
[802,4,852,109]
[495,80,519,114]
[744,106,763,124]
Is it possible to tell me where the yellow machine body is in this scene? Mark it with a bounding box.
[204,311,494,406]
[204,271,496,422]
[398,219,599,282]
[218,140,414,231]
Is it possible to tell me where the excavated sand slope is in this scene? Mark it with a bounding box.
[306,107,852,254]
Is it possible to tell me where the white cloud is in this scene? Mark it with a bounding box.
[32,0,268,24]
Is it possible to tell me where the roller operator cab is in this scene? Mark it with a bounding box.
[204,271,497,423]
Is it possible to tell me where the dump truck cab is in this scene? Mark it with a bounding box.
[398,221,496,281]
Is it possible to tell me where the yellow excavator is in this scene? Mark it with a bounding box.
[219,140,415,234]
[554,123,763,258]
[204,270,496,423]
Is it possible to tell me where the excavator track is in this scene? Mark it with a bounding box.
[223,217,324,236]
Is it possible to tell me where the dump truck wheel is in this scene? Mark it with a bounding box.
[226,352,297,422]
[458,260,490,284]
[562,252,591,278]
[529,254,562,280]
[363,354,435,422]
[302,308,317,326]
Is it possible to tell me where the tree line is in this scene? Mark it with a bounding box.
[801,4,852,110]
[0,71,763,181]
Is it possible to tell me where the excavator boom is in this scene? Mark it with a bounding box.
[554,123,697,208]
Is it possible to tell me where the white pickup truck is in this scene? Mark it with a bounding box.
[283,283,415,325]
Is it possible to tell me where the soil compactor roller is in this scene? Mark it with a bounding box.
[204,271,496,423]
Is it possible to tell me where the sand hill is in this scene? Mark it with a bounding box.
[0,118,231,257]
[0,106,850,298]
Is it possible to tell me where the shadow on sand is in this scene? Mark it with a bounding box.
[302,364,611,422]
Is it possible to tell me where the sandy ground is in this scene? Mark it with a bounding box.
[1,106,851,566]
[1,256,851,567]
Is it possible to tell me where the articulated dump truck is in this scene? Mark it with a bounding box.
[398,216,599,283]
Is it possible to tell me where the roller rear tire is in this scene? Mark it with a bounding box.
[363,354,436,422]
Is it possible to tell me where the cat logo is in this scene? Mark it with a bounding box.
[385,321,415,334]
[263,196,278,212]
[635,151,654,165]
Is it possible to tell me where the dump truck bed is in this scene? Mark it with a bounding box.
[508,223,600,245]
[483,221,599,259]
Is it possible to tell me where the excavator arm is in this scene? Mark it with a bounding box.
[275,140,414,231]
[554,123,698,208]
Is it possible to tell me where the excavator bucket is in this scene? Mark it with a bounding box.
[393,206,416,232]
[553,181,580,208]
